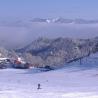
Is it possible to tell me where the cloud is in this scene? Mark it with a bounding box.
[0,21,98,48]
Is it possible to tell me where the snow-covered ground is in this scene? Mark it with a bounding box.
[0,54,98,98]
[0,68,97,98]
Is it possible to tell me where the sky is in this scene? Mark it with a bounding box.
[0,0,98,19]
[0,0,98,48]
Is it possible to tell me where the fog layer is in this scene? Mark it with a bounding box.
[0,21,98,48]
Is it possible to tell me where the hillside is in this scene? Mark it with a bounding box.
[16,37,98,68]
[0,37,98,69]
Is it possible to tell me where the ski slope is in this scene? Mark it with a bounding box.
[0,53,98,98]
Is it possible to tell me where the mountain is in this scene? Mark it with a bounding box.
[16,37,98,68]
[0,37,98,69]
[31,18,98,24]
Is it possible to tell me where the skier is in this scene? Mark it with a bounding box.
[37,83,41,90]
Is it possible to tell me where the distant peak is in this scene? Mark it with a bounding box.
[31,18,98,24]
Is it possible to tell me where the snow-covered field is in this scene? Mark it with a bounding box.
[0,53,98,98]
[0,66,98,98]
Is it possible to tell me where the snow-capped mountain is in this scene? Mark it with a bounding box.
[31,17,98,24]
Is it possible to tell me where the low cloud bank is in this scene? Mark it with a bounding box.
[0,21,98,48]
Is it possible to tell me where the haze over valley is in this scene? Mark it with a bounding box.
[0,18,98,48]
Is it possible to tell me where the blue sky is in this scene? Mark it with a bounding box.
[0,0,98,19]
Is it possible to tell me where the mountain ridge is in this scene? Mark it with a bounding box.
[16,37,98,68]
[31,17,98,24]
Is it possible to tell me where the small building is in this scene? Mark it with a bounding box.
[0,57,12,69]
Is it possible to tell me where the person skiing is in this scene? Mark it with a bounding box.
[37,83,41,90]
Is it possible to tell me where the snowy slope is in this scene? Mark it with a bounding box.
[0,53,98,98]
